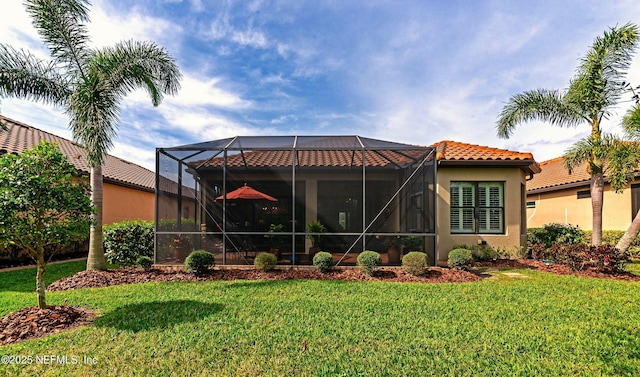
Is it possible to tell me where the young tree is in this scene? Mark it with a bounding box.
[0,141,93,309]
[497,23,639,246]
[0,0,182,270]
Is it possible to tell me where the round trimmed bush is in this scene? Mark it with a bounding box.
[402,251,429,276]
[357,251,382,276]
[136,256,153,270]
[313,251,334,273]
[254,252,277,272]
[448,248,473,269]
[184,250,215,274]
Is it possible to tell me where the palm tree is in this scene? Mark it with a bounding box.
[615,104,640,251]
[0,0,181,270]
[497,23,639,246]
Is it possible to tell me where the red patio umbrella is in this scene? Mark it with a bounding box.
[215,184,277,202]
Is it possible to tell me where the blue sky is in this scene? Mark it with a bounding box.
[2,0,640,170]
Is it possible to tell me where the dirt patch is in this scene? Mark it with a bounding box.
[0,305,95,346]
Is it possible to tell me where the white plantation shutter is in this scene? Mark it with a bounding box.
[478,183,503,233]
[450,183,475,233]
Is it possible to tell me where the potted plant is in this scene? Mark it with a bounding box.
[306,220,326,258]
[264,223,284,259]
[171,234,192,263]
[383,236,403,265]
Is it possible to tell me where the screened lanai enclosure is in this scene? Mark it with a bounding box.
[155,136,437,266]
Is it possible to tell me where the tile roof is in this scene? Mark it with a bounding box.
[0,115,154,191]
[526,157,591,192]
[431,140,541,173]
[432,140,535,161]
[195,149,431,169]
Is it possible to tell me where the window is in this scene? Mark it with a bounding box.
[632,184,640,220]
[577,190,590,199]
[450,182,504,234]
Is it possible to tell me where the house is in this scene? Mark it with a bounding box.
[526,157,640,230]
[0,115,155,224]
[433,141,540,258]
[155,136,540,265]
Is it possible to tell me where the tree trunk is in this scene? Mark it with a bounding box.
[36,250,47,309]
[86,165,106,270]
[617,209,640,252]
[590,172,604,246]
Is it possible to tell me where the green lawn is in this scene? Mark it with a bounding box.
[1,264,640,376]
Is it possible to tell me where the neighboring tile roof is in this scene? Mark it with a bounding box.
[431,140,541,173]
[526,157,591,192]
[0,115,154,191]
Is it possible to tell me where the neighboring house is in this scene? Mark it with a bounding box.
[432,140,540,259]
[526,157,639,231]
[0,115,155,224]
[156,136,540,265]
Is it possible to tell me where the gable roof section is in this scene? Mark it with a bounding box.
[0,115,154,192]
[432,140,541,174]
[526,157,592,193]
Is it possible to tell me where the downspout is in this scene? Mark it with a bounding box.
[527,193,539,222]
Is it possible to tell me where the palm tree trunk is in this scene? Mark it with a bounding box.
[36,250,47,309]
[616,209,640,252]
[86,165,106,270]
[590,172,604,246]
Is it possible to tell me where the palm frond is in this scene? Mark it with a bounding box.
[68,73,119,167]
[0,45,70,105]
[563,137,595,173]
[93,40,182,106]
[623,104,640,140]
[606,139,640,192]
[496,89,584,138]
[24,0,92,77]
[567,23,639,119]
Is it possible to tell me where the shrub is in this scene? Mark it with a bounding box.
[583,230,640,256]
[184,250,215,274]
[547,243,628,273]
[448,248,473,269]
[313,251,334,273]
[136,256,153,270]
[402,252,429,276]
[529,244,550,261]
[104,220,154,266]
[528,223,584,249]
[254,252,277,272]
[469,244,506,261]
[357,251,382,276]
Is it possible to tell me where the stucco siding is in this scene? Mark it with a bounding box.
[527,181,636,230]
[437,167,527,261]
[103,183,154,224]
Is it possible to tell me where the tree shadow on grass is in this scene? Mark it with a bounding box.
[94,300,223,332]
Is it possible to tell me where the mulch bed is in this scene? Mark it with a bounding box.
[0,305,95,346]
[4,259,640,347]
[46,266,482,291]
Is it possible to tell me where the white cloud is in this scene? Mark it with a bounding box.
[89,0,184,51]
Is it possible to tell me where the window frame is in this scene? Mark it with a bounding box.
[450,181,505,235]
